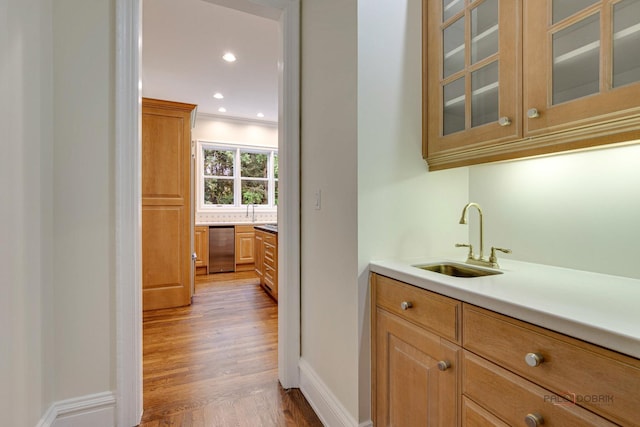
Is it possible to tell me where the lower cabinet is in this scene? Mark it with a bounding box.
[194,226,209,275]
[234,225,255,272]
[371,273,640,427]
[254,229,278,301]
[372,274,461,427]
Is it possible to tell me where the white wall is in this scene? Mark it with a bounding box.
[0,0,54,425]
[52,0,114,402]
[193,114,278,147]
[300,0,360,421]
[301,0,469,423]
[357,0,468,421]
[468,143,640,279]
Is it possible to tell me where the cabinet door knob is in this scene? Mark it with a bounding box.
[437,360,451,371]
[498,116,512,126]
[527,108,540,119]
[400,301,413,310]
[525,353,545,367]
[524,413,544,427]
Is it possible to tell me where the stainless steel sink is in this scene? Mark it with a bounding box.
[414,262,502,278]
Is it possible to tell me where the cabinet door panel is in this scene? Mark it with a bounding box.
[426,0,521,161]
[375,309,459,427]
[524,0,640,136]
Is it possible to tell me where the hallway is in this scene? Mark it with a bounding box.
[140,272,322,426]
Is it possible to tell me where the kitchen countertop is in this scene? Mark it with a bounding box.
[369,257,640,359]
[196,222,277,227]
[254,224,278,234]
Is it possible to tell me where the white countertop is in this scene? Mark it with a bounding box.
[369,257,640,359]
[196,221,277,226]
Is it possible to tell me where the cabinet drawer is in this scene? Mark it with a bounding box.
[374,274,460,343]
[462,396,509,427]
[463,304,640,426]
[235,224,255,233]
[264,243,276,263]
[463,351,616,427]
[264,233,276,245]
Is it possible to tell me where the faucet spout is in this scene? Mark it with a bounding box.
[459,202,484,261]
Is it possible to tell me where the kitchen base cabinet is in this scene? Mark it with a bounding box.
[234,225,255,272]
[371,274,461,427]
[370,273,640,427]
[254,230,264,282]
[254,228,277,301]
[194,226,209,276]
[463,304,640,427]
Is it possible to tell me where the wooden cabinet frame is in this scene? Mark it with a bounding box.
[423,0,640,171]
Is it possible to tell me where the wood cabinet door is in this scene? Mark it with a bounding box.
[235,228,255,267]
[194,226,209,273]
[375,308,460,427]
[142,98,196,310]
[524,0,640,138]
[254,230,264,282]
[425,0,522,166]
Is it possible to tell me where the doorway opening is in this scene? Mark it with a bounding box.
[114,0,300,425]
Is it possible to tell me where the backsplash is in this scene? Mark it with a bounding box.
[196,210,278,225]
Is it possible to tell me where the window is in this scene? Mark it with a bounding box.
[201,144,278,208]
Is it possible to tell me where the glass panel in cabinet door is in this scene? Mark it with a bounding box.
[552,13,600,104]
[443,0,464,22]
[613,0,640,88]
[443,16,465,78]
[443,77,466,135]
[471,61,499,127]
[471,0,498,64]
[552,0,599,24]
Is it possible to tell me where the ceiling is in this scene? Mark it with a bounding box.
[141,0,280,123]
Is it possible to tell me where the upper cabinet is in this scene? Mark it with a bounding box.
[424,0,640,171]
[426,0,522,160]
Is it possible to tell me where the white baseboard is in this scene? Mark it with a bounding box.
[36,391,116,427]
[299,358,372,427]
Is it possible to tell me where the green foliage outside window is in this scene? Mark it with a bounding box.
[202,146,277,207]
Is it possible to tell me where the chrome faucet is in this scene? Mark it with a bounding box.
[245,203,256,222]
[457,202,511,268]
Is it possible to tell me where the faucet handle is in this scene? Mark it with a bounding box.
[456,243,474,259]
[489,247,512,265]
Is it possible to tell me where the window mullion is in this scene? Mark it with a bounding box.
[235,148,241,206]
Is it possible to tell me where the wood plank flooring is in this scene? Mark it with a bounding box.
[140,272,322,426]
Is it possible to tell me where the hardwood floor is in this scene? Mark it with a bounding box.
[140,272,322,426]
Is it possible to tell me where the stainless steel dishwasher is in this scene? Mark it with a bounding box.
[208,226,235,273]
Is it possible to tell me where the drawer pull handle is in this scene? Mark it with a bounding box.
[525,353,545,367]
[437,360,451,371]
[400,301,413,310]
[524,413,544,427]
[527,108,540,119]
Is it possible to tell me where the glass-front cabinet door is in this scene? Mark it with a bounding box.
[524,0,640,135]
[425,0,521,162]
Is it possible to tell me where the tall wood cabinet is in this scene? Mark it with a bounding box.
[424,0,640,170]
[142,98,196,310]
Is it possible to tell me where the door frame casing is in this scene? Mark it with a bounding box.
[114,1,301,425]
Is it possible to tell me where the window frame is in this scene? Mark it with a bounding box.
[198,140,278,211]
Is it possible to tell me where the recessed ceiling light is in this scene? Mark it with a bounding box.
[222,52,236,62]
[218,107,227,113]
[257,113,265,118]
[213,92,224,99]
